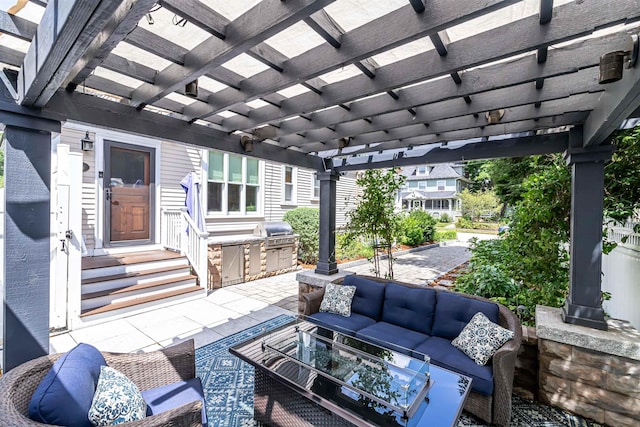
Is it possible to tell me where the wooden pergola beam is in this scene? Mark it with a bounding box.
[183,0,519,120]
[159,0,227,40]
[18,0,155,108]
[282,67,601,147]
[0,9,37,41]
[66,0,158,90]
[333,132,570,172]
[301,92,601,153]
[339,111,588,157]
[584,38,640,146]
[270,31,629,138]
[129,0,334,108]
[45,90,324,171]
[224,0,640,133]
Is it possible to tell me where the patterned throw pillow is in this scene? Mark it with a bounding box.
[452,312,515,366]
[319,283,357,317]
[88,366,147,426]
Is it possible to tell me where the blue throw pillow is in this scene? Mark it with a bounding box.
[380,282,437,335]
[431,291,499,340]
[29,343,106,427]
[88,366,147,425]
[343,275,386,320]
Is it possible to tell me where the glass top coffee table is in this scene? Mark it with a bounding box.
[230,318,472,427]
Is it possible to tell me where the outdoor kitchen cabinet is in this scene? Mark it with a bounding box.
[266,247,293,273]
[221,245,244,286]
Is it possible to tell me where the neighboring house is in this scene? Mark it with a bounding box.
[397,163,470,218]
[48,123,358,330]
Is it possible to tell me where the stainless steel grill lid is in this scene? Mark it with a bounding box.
[254,221,293,237]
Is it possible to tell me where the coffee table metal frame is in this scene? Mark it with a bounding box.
[230,318,472,427]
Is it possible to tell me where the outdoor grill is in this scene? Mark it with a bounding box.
[254,221,295,249]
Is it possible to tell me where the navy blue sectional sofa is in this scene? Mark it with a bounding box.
[302,274,522,427]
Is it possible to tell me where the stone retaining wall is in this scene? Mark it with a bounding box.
[538,339,640,426]
[536,306,640,427]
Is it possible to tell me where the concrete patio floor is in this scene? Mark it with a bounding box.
[48,241,473,354]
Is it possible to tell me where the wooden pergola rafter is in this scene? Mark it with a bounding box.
[2,0,640,370]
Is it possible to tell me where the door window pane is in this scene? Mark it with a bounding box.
[228,184,241,212]
[228,155,242,183]
[208,182,222,212]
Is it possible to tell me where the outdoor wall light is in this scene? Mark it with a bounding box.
[485,109,505,124]
[81,131,94,151]
[240,135,253,152]
[338,137,351,148]
[185,80,198,97]
[599,34,639,84]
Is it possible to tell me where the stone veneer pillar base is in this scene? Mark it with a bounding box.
[536,306,640,426]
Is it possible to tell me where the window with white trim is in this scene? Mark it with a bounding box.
[437,180,446,191]
[313,173,320,199]
[283,166,296,203]
[207,151,261,214]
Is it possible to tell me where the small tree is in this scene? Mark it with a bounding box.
[459,189,502,221]
[283,207,319,264]
[343,169,405,278]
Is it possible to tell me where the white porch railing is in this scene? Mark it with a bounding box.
[607,220,640,249]
[161,208,209,287]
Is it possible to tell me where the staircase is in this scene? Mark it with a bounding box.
[80,249,205,322]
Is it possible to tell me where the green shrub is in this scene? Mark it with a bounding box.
[470,222,499,230]
[336,232,374,261]
[456,217,473,229]
[400,210,436,246]
[434,230,457,241]
[439,213,452,223]
[283,207,319,264]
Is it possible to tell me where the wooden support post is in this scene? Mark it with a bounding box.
[562,128,615,330]
[3,125,53,371]
[315,170,339,276]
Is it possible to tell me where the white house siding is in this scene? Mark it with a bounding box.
[159,141,201,210]
[60,128,96,250]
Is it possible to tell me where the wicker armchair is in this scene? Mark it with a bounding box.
[302,275,522,427]
[0,339,203,427]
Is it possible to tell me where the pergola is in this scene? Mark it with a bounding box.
[2,0,640,370]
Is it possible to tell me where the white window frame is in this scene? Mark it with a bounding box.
[282,165,297,204]
[437,180,446,191]
[312,172,320,200]
[206,151,262,216]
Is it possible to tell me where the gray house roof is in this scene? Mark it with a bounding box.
[405,164,468,181]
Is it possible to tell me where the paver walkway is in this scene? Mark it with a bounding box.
[46,242,472,355]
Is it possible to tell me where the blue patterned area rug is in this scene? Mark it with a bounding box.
[195,315,601,427]
[195,315,295,427]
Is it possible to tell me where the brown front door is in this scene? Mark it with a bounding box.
[105,141,155,244]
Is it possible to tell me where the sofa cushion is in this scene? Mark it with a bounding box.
[88,366,147,425]
[28,343,106,427]
[320,283,357,317]
[413,336,494,396]
[343,275,386,320]
[431,291,499,340]
[355,322,429,355]
[309,311,376,336]
[381,282,437,335]
[452,312,515,365]
[141,377,208,427]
